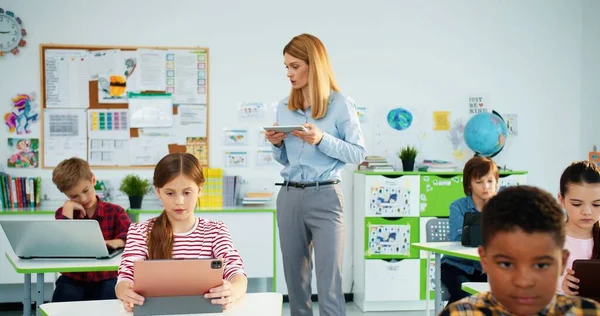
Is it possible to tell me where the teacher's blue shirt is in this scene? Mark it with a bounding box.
[272,91,366,182]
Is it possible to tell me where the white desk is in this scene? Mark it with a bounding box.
[39,292,283,316]
[411,242,480,314]
[5,252,121,316]
[462,282,489,295]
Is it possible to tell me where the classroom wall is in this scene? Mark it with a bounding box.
[581,0,600,155]
[0,0,590,294]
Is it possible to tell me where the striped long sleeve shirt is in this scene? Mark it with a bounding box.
[117,217,246,284]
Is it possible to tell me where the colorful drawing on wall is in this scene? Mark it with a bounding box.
[224,129,248,146]
[4,93,39,134]
[7,138,39,168]
[368,224,411,256]
[98,74,128,103]
[448,117,469,161]
[357,106,367,122]
[225,151,247,168]
[504,113,518,136]
[256,150,276,166]
[239,101,265,118]
[368,186,411,216]
[185,137,208,166]
[124,56,137,78]
[386,108,413,131]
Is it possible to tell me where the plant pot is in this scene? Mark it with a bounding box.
[401,159,415,172]
[129,196,143,209]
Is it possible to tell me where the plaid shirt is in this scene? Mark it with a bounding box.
[439,292,600,316]
[55,196,131,282]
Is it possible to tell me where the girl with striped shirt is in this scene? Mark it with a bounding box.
[115,153,247,311]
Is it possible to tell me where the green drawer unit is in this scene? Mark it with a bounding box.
[364,217,419,259]
[419,173,464,217]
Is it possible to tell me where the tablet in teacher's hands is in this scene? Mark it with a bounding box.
[262,125,308,133]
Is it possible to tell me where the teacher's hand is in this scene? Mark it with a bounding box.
[264,123,286,148]
[291,123,323,145]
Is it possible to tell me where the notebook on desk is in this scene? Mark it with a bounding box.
[572,259,600,302]
[0,220,123,259]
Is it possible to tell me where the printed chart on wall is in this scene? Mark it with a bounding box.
[40,45,210,168]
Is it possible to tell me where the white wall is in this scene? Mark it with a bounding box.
[582,0,600,155]
[0,0,589,294]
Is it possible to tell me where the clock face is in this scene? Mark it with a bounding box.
[0,14,21,52]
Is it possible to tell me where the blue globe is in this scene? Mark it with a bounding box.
[464,112,508,157]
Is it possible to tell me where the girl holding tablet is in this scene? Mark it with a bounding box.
[115,153,247,311]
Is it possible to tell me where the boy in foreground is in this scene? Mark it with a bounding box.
[439,185,600,316]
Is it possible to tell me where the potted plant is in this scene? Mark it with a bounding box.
[119,174,151,209]
[399,145,418,172]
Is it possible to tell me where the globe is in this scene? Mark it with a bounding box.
[463,112,508,157]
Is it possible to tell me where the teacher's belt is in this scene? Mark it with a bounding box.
[275,180,339,189]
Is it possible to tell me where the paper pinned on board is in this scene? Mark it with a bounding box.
[44,49,90,108]
[88,139,130,166]
[128,93,173,128]
[136,49,167,91]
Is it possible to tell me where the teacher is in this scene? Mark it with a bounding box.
[265,33,366,316]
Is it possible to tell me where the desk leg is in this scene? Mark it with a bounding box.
[36,273,44,316]
[425,251,431,315]
[23,274,31,316]
[434,253,442,314]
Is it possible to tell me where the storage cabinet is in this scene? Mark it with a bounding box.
[354,170,527,312]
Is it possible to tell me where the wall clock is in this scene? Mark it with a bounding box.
[0,8,27,57]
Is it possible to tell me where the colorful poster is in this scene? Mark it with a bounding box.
[239,102,265,118]
[98,74,128,103]
[88,109,130,139]
[4,93,39,134]
[224,129,248,146]
[433,111,450,131]
[468,94,490,115]
[225,151,247,168]
[368,224,411,256]
[186,137,208,166]
[7,138,39,168]
[256,150,276,166]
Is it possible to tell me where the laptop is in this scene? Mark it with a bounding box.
[0,219,123,259]
[133,258,224,315]
[572,259,600,302]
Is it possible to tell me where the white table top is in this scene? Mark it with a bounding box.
[39,293,283,316]
[5,251,121,274]
[462,282,490,295]
[412,242,480,261]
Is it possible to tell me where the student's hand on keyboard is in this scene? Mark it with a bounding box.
[61,201,86,219]
[105,239,125,249]
[116,280,144,312]
[562,268,580,295]
[205,279,234,310]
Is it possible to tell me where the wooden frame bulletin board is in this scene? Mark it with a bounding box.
[39,44,209,169]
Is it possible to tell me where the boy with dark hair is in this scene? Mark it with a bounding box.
[51,157,131,302]
[439,185,600,315]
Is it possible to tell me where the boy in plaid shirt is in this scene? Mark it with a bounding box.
[440,185,600,316]
[51,157,131,302]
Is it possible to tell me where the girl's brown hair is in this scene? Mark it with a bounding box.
[147,153,205,259]
[283,33,339,119]
[559,161,600,259]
